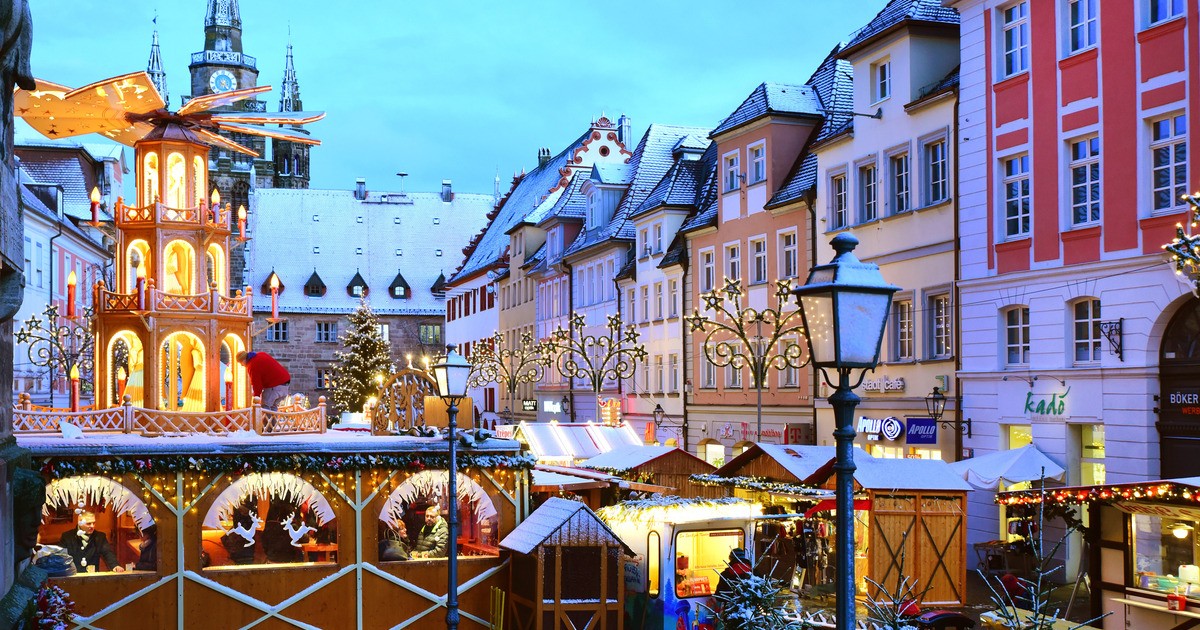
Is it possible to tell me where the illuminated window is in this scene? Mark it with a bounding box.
[166,152,186,208]
[674,529,745,598]
[201,473,337,569]
[143,152,160,204]
[647,531,661,597]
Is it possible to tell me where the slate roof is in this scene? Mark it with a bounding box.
[615,253,636,282]
[563,124,710,259]
[767,46,855,208]
[499,497,631,555]
[658,231,689,269]
[842,0,959,58]
[520,242,546,271]
[16,167,104,250]
[677,146,722,233]
[250,188,493,316]
[15,120,126,223]
[634,142,716,220]
[710,83,823,138]
[450,129,592,283]
[540,170,591,224]
[909,65,960,106]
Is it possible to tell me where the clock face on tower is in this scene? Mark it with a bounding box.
[208,69,236,93]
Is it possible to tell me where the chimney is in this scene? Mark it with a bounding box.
[441,179,453,202]
[537,147,551,168]
[354,178,367,200]
[618,114,631,146]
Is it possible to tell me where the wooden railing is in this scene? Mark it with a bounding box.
[116,201,230,228]
[13,396,326,437]
[95,287,250,317]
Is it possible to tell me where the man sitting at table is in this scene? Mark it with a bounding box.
[59,511,124,573]
[411,506,448,559]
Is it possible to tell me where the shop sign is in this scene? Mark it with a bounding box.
[906,418,938,445]
[1165,388,1200,416]
[495,425,515,439]
[858,416,904,441]
[522,399,537,412]
[785,423,812,445]
[1023,387,1070,421]
[542,399,562,413]
[718,423,734,440]
[739,422,783,441]
[1115,502,1200,520]
[863,375,906,393]
[599,398,622,425]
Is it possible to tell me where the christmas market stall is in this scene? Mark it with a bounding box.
[21,432,532,629]
[596,496,764,630]
[500,497,631,630]
[579,445,722,500]
[999,476,1200,629]
[504,420,644,465]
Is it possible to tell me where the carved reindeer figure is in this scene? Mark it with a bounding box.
[282,512,317,548]
[223,510,263,547]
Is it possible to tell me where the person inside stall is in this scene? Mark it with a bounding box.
[379,517,411,561]
[715,547,753,609]
[262,499,302,563]
[412,506,448,559]
[59,511,124,573]
[134,524,157,572]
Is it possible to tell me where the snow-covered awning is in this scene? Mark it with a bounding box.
[948,445,1065,490]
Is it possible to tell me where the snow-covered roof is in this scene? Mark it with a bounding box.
[710,82,822,137]
[514,422,643,463]
[500,497,630,555]
[531,469,609,491]
[851,457,973,492]
[250,188,493,316]
[717,444,869,483]
[580,445,712,473]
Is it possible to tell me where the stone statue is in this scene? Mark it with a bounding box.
[0,0,31,165]
[0,468,48,630]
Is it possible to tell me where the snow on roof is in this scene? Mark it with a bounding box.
[718,444,868,483]
[500,497,630,555]
[852,457,972,492]
[531,469,609,491]
[581,445,680,472]
[515,422,643,463]
[250,188,493,316]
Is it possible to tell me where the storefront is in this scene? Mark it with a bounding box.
[814,374,960,464]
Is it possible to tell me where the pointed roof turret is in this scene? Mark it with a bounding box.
[147,29,168,105]
[388,270,411,299]
[279,43,302,113]
[205,0,241,29]
[347,270,369,298]
[303,269,326,297]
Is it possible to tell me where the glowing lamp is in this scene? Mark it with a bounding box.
[237,204,247,239]
[269,273,280,319]
[432,344,470,402]
[1174,523,1193,539]
[211,189,220,207]
[89,186,101,224]
[66,270,77,318]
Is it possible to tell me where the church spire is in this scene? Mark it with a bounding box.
[205,0,241,30]
[279,43,301,113]
[147,29,168,104]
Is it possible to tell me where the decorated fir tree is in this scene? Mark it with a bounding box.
[330,297,393,419]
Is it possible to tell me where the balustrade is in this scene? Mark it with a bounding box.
[13,395,326,437]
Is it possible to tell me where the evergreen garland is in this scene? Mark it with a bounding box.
[330,297,394,418]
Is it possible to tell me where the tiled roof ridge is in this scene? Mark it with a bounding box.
[843,0,960,56]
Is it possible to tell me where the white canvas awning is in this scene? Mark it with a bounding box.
[947,445,1065,490]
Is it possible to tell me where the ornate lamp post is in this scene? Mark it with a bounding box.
[431,344,471,630]
[925,386,971,462]
[793,233,898,630]
[687,278,810,442]
[466,331,549,422]
[15,304,95,409]
[545,313,647,423]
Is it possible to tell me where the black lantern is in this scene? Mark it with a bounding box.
[652,403,665,426]
[560,395,571,415]
[925,387,947,422]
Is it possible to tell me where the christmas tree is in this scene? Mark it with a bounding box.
[330,297,394,420]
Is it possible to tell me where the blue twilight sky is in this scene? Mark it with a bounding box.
[28,1,887,196]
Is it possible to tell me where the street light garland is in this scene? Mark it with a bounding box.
[685,278,810,439]
[544,313,648,422]
[466,331,551,420]
[15,304,96,400]
[1164,192,1200,292]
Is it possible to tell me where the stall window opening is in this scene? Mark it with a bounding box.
[674,529,745,598]
[1131,514,1200,596]
[647,531,660,597]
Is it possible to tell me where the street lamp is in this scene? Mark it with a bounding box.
[431,344,470,630]
[560,394,571,419]
[793,233,898,630]
[653,403,664,426]
[926,386,971,461]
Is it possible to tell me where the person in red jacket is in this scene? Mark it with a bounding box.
[236,351,291,410]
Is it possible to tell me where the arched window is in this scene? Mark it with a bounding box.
[42,476,156,573]
[166,152,186,208]
[647,531,660,597]
[293,155,300,177]
[698,439,726,467]
[142,152,159,205]
[377,470,500,562]
[221,334,247,409]
[125,240,151,293]
[206,244,225,294]
[160,331,204,412]
[193,156,205,209]
[162,240,195,294]
[202,473,337,568]
[107,330,144,407]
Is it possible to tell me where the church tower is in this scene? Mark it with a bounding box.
[271,43,311,190]
[146,29,168,105]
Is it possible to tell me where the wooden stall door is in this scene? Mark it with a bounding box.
[916,494,966,607]
[869,495,917,599]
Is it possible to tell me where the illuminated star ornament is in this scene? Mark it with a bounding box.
[14,71,324,156]
[1165,193,1200,293]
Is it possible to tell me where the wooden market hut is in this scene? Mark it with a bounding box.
[500,497,631,630]
[579,445,723,499]
[510,421,643,465]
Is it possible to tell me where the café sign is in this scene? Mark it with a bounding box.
[863,376,906,393]
[1023,387,1070,422]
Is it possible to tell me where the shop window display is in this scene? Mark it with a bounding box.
[377,470,500,563]
[1132,514,1200,596]
[201,472,336,568]
[674,529,745,598]
[39,475,156,575]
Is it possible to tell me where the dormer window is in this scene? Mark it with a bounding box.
[304,270,327,297]
[586,184,622,229]
[346,270,369,298]
[431,272,447,298]
[261,271,284,295]
[389,270,411,300]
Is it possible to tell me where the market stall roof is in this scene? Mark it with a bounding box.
[535,465,675,494]
[580,445,712,472]
[850,458,973,492]
[531,469,609,492]
[715,443,872,483]
[513,421,642,463]
[500,497,632,555]
[947,445,1065,490]
[998,476,1200,508]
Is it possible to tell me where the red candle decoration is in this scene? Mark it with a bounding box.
[224,367,235,411]
[65,270,77,318]
[89,186,100,224]
[237,204,247,240]
[270,274,280,320]
[135,264,146,310]
[69,365,80,412]
[116,365,127,401]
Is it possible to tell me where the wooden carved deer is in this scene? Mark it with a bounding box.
[282,512,317,547]
[223,510,262,547]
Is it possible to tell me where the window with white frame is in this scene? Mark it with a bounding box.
[1004,155,1031,237]
[641,286,650,323]
[893,300,913,361]
[929,293,952,358]
[669,354,679,392]
[1069,136,1101,225]
[749,143,766,184]
[626,289,636,324]
[1068,0,1097,52]
[1151,114,1187,211]
[1005,307,1031,366]
[641,360,650,392]
[701,348,716,388]
[315,321,338,343]
[779,338,799,387]
[266,320,289,343]
[377,323,390,343]
[751,238,767,284]
[859,164,878,222]
[726,243,741,283]
[655,356,664,392]
[924,139,948,204]
[701,250,715,292]
[726,344,743,389]
[1149,0,1184,25]
[780,232,798,278]
[640,228,650,256]
[654,282,664,319]
[831,173,848,229]
[873,60,891,102]
[890,152,910,214]
[653,223,663,253]
[316,368,333,389]
[1073,299,1102,363]
[1001,2,1030,77]
[668,280,679,317]
[724,152,741,192]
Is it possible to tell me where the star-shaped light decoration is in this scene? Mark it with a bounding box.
[624,325,641,345]
[1165,192,1200,293]
[722,277,743,299]
[520,331,534,347]
[15,71,324,157]
[774,279,794,304]
[702,291,724,312]
[570,313,586,331]
[606,314,623,332]
[686,310,709,333]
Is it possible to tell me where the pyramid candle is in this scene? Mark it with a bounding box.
[270,274,280,320]
[89,186,100,224]
[66,270,77,318]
